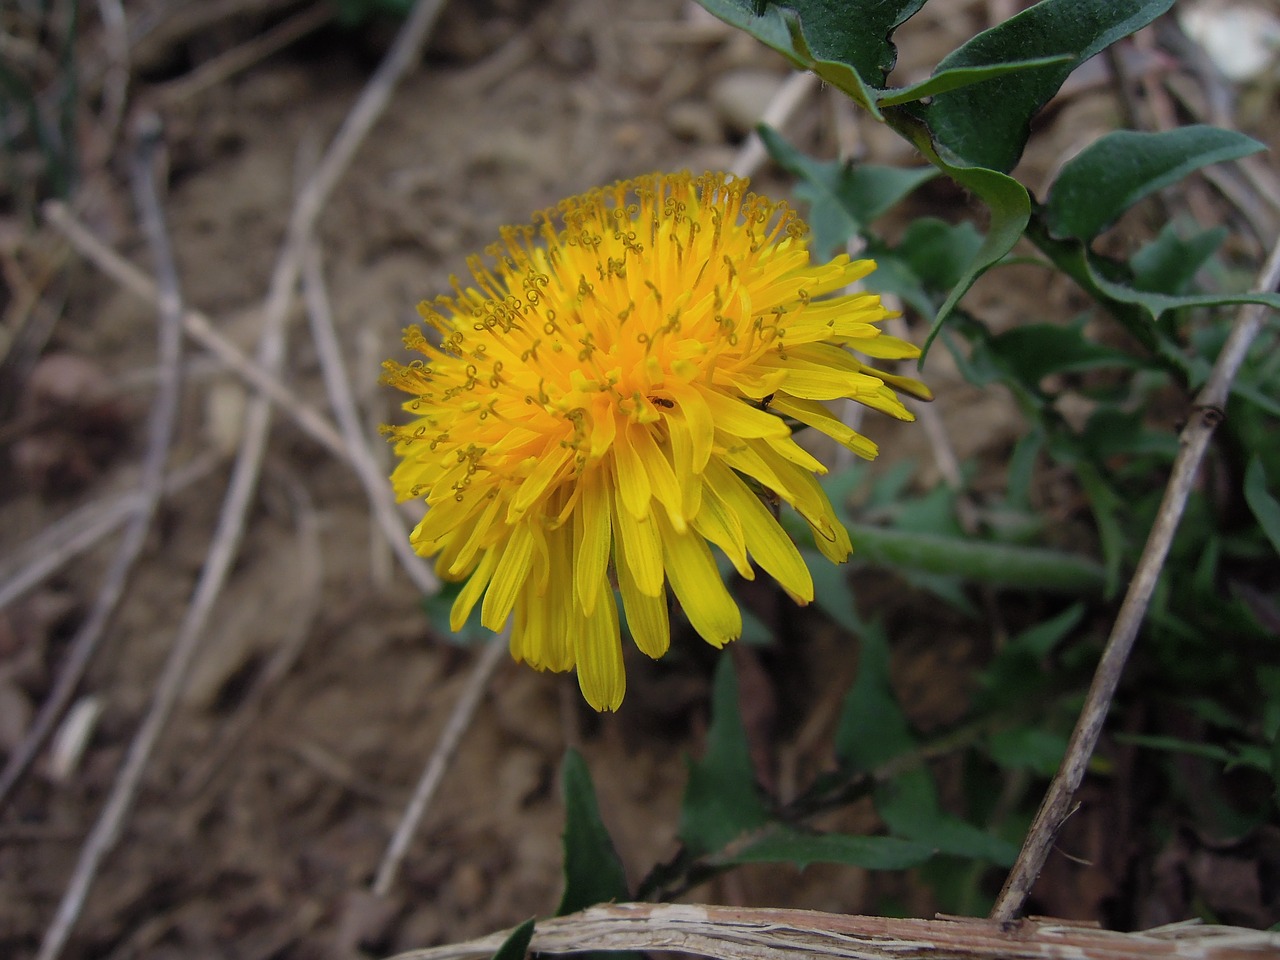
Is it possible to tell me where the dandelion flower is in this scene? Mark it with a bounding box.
[382,172,928,711]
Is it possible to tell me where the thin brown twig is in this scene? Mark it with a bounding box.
[386,902,1280,960]
[42,199,349,460]
[0,451,222,612]
[302,242,438,595]
[989,232,1280,922]
[0,115,186,814]
[38,1,450,952]
[372,634,509,897]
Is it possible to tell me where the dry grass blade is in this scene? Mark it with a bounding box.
[386,903,1280,960]
[0,452,221,611]
[0,115,186,813]
[302,242,438,595]
[989,233,1280,922]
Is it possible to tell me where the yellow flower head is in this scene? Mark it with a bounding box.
[382,172,927,711]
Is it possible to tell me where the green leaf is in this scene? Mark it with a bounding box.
[1244,458,1280,557]
[877,55,1072,107]
[760,125,937,259]
[843,523,1106,594]
[1045,126,1265,241]
[834,624,914,770]
[730,827,933,869]
[558,749,630,915]
[893,218,986,293]
[1115,733,1272,772]
[876,773,1020,865]
[987,728,1068,777]
[984,322,1142,390]
[694,1,928,92]
[679,657,769,854]
[490,919,535,960]
[922,0,1176,173]
[1130,223,1227,295]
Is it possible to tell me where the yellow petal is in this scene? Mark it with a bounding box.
[573,592,625,711]
[615,525,670,659]
[706,459,813,603]
[612,423,652,517]
[768,394,879,461]
[700,389,790,439]
[574,465,613,615]
[631,425,686,531]
[691,481,753,579]
[451,546,500,631]
[481,522,535,631]
[656,510,741,647]
[667,381,714,471]
[509,446,572,520]
[613,494,664,597]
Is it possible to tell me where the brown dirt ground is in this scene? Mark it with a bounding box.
[2,1,1277,958]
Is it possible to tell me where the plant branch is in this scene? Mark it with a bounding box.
[989,231,1280,922]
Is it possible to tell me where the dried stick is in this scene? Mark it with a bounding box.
[0,452,221,612]
[35,135,288,960]
[0,116,186,814]
[38,1,450,952]
[989,233,1280,922]
[371,634,508,896]
[42,200,349,460]
[302,242,438,595]
[386,902,1280,960]
[730,71,818,179]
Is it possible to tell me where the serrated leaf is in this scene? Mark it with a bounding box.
[730,827,933,869]
[679,657,769,855]
[760,125,937,258]
[490,919,536,960]
[558,749,630,916]
[1244,458,1280,557]
[876,772,1019,866]
[1045,126,1265,241]
[922,0,1176,173]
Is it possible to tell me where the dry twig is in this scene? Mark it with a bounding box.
[371,634,509,897]
[0,116,186,813]
[302,242,438,595]
[387,902,1280,960]
[990,233,1280,922]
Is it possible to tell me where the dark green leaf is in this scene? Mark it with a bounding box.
[922,0,1176,173]
[1130,223,1227,295]
[558,749,630,915]
[679,657,769,854]
[987,728,1068,777]
[893,218,986,292]
[1115,734,1272,772]
[730,827,933,869]
[490,919,536,960]
[760,125,937,258]
[843,523,1106,594]
[877,55,1072,107]
[695,0,928,93]
[1045,126,1265,241]
[834,624,914,770]
[1244,458,1280,557]
[877,772,1020,865]
[984,322,1141,391]
[1080,407,1179,461]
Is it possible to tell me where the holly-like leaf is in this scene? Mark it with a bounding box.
[558,749,630,916]
[1045,126,1265,242]
[678,657,769,855]
[921,0,1176,173]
